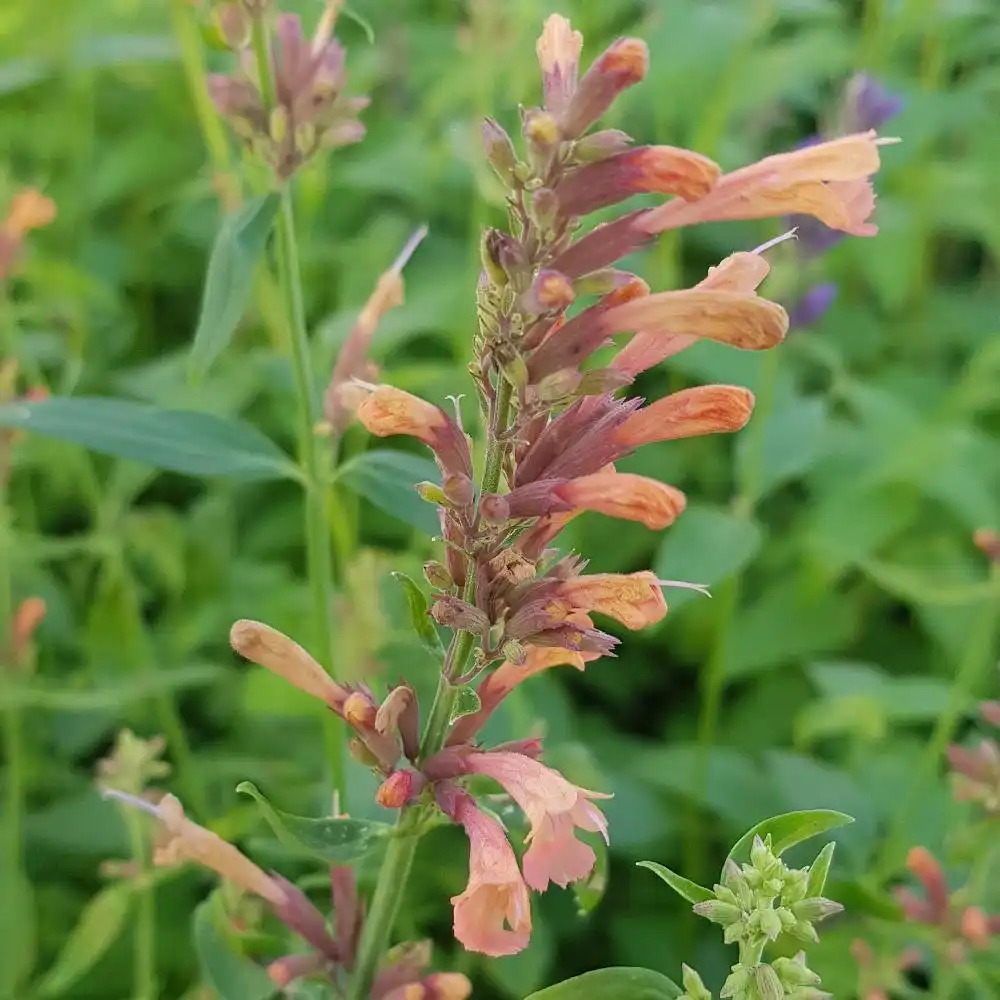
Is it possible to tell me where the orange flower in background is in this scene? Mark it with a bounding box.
[0,187,55,279]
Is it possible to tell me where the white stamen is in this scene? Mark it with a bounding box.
[657,578,712,599]
[390,224,429,275]
[752,229,798,255]
[101,787,163,818]
[446,394,466,432]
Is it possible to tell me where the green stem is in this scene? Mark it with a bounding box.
[879,565,1000,874]
[347,377,517,1000]
[249,10,345,804]
[125,810,156,1000]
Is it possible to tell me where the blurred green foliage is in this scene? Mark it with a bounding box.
[3,0,1000,998]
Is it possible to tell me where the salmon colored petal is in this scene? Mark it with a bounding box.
[615,385,755,447]
[559,570,667,629]
[556,471,686,529]
[602,289,788,351]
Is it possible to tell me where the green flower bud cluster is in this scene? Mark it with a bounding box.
[688,836,842,1000]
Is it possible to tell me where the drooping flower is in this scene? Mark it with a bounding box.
[437,785,532,956]
[430,751,610,892]
[554,467,686,530]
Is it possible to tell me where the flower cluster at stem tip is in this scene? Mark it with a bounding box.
[682,835,843,1000]
[102,6,891,995]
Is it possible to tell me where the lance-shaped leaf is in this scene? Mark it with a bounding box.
[525,967,682,1000]
[725,809,854,871]
[0,397,297,481]
[335,450,440,534]
[237,781,390,863]
[390,572,445,656]
[189,193,280,378]
[636,860,714,903]
[193,898,275,1000]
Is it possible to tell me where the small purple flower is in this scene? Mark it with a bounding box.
[788,282,838,329]
[845,73,905,133]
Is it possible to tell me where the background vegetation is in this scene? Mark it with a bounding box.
[3,0,1000,998]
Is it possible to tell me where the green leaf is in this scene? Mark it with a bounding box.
[449,685,482,724]
[336,450,440,534]
[35,883,132,997]
[236,780,390,862]
[192,899,275,1000]
[725,810,854,869]
[635,861,714,903]
[806,841,836,897]
[390,571,445,656]
[189,194,280,378]
[654,505,761,610]
[0,398,296,481]
[525,967,682,1000]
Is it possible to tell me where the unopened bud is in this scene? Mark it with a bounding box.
[561,37,649,138]
[375,770,422,808]
[757,906,783,940]
[344,691,377,729]
[522,268,575,314]
[215,2,251,48]
[522,108,561,150]
[443,473,475,507]
[576,367,634,395]
[680,965,711,1000]
[755,964,785,1000]
[481,229,525,287]
[692,900,742,927]
[573,128,633,162]
[423,561,453,591]
[750,834,775,871]
[790,897,843,923]
[416,481,449,505]
[429,595,490,636]
[482,117,518,184]
[294,122,317,156]
[269,105,289,144]
[960,906,991,948]
[773,956,821,990]
[480,493,511,526]
[529,187,559,230]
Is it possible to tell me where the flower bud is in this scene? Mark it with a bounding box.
[423,561,453,591]
[502,354,529,392]
[757,906,783,940]
[416,481,449,505]
[529,188,559,231]
[481,229,525,287]
[573,128,634,162]
[344,691,377,729]
[720,964,751,1000]
[443,473,475,507]
[429,596,490,636]
[215,2,251,48]
[561,37,649,138]
[692,900,742,927]
[501,639,526,665]
[269,105,289,144]
[348,737,380,767]
[980,700,1000,727]
[773,956,821,990]
[680,965,711,1000]
[521,268,575,314]
[755,964,785,1000]
[375,769,423,808]
[482,117,518,184]
[480,493,511,526]
[522,108,561,151]
[790,897,844,923]
[535,368,583,402]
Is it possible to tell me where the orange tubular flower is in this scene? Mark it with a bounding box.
[441,787,532,957]
[611,249,775,377]
[558,570,667,629]
[554,468,686,530]
[615,385,755,448]
[151,793,288,907]
[644,130,889,236]
[601,288,789,352]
